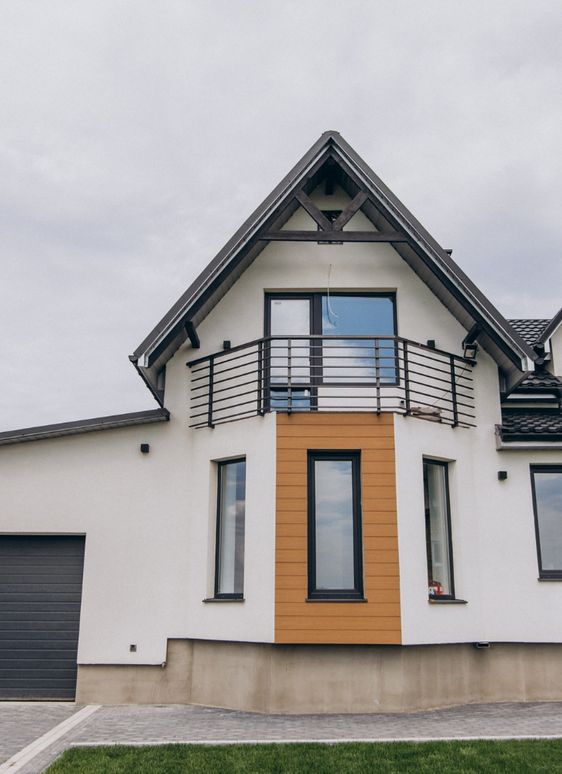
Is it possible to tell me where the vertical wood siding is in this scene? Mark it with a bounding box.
[275,412,401,644]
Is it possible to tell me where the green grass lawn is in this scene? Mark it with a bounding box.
[46,740,562,773]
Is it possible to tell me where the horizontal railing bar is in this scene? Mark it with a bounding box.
[187,335,474,367]
[406,399,475,419]
[405,370,473,391]
[190,407,475,429]
[404,373,468,394]
[406,387,474,412]
[191,393,263,417]
[192,387,261,411]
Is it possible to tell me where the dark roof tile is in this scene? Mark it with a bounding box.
[501,409,562,439]
[516,372,562,390]
[508,319,550,347]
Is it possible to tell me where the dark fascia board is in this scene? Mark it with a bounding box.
[538,307,562,345]
[0,408,170,446]
[132,131,535,389]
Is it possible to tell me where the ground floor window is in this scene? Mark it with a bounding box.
[215,458,246,598]
[307,451,363,600]
[423,459,455,598]
[531,466,562,579]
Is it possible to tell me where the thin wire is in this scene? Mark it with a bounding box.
[326,263,339,326]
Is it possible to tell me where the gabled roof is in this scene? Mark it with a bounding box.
[131,131,536,402]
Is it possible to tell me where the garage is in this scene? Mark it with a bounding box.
[0,536,85,700]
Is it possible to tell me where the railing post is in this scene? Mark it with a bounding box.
[403,339,411,415]
[375,338,381,414]
[450,355,459,427]
[257,341,264,416]
[207,355,215,428]
[287,338,292,414]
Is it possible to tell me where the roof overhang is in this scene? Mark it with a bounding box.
[132,131,536,401]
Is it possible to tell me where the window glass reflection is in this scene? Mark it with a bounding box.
[270,298,311,386]
[424,461,453,597]
[216,459,246,596]
[533,471,562,572]
[314,459,355,590]
[321,296,395,383]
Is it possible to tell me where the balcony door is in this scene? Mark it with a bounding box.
[267,295,313,410]
[265,293,396,411]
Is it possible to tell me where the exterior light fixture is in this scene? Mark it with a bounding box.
[462,324,480,361]
[463,341,479,361]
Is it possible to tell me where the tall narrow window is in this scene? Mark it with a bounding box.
[531,466,562,579]
[308,451,363,599]
[215,459,246,598]
[423,459,454,598]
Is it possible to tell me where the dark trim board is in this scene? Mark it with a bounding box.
[0,408,170,446]
[260,230,407,242]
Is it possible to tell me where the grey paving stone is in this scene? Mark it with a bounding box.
[8,701,562,773]
[0,702,79,764]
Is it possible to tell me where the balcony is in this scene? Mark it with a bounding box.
[187,336,475,429]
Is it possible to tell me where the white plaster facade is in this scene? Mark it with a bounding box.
[1,132,561,706]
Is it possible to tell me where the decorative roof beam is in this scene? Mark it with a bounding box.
[185,320,200,349]
[332,192,368,230]
[294,191,332,231]
[260,230,407,243]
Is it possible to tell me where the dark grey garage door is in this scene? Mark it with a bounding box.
[0,536,85,700]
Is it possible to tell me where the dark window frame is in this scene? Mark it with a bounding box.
[423,458,456,600]
[307,450,364,600]
[530,464,562,580]
[264,291,398,393]
[214,457,246,600]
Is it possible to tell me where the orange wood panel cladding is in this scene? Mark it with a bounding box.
[275,412,401,645]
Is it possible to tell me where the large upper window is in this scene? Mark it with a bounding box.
[215,458,246,598]
[423,459,455,599]
[307,451,363,600]
[265,293,396,400]
[531,466,562,579]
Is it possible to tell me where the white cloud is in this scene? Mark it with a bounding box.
[1,1,560,428]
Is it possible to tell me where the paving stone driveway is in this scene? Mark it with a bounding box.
[3,701,562,773]
[0,703,79,765]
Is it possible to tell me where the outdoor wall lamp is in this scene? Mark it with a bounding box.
[462,324,480,361]
[463,341,479,360]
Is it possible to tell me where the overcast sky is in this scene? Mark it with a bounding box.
[1,1,561,430]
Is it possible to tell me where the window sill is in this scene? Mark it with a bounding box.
[306,597,368,603]
[202,597,245,603]
[538,576,562,582]
[428,597,467,605]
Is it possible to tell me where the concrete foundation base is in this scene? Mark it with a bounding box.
[77,639,562,713]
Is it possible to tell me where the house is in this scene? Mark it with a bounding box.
[1,131,561,712]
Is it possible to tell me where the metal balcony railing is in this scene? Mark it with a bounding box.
[187,336,475,429]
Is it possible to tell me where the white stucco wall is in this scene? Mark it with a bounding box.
[0,409,276,664]
[395,412,562,646]
[549,323,562,376]
[2,188,561,664]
